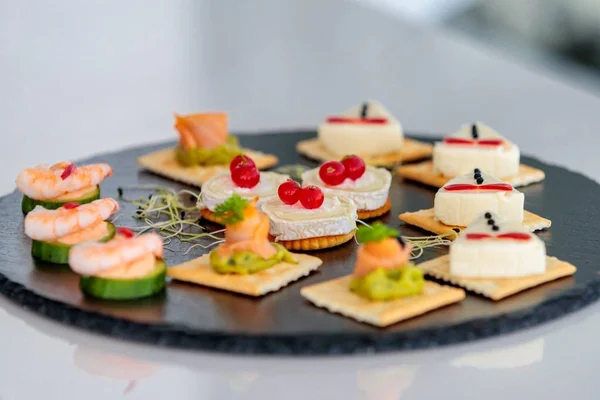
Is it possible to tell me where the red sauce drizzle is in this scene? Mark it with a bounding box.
[465,233,492,240]
[116,227,135,238]
[444,183,513,191]
[62,202,80,210]
[326,117,388,124]
[60,163,77,180]
[443,138,503,146]
[466,232,531,241]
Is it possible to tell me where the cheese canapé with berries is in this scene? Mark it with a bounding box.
[434,168,524,227]
[301,155,391,214]
[197,155,288,213]
[261,182,357,243]
[433,122,520,179]
[450,212,546,278]
[317,101,403,157]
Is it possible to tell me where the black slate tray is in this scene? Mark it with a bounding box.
[1,131,599,355]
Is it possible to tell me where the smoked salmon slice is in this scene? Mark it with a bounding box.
[174,112,228,150]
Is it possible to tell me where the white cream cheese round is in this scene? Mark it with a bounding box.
[317,101,403,156]
[434,170,524,227]
[301,166,391,211]
[261,196,357,241]
[450,212,546,278]
[433,122,520,179]
[197,172,289,211]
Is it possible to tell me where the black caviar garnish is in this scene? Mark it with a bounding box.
[476,177,484,185]
[135,209,142,215]
[471,124,479,139]
[474,168,481,174]
[360,102,369,118]
[487,219,495,225]
[492,225,499,232]
[484,212,492,219]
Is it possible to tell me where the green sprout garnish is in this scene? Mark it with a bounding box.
[214,194,249,225]
[356,222,400,244]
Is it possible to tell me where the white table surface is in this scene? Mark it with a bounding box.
[1,1,600,399]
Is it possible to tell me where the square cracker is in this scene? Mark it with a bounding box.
[397,161,545,188]
[296,138,432,168]
[137,147,279,188]
[301,276,465,327]
[399,208,551,238]
[167,253,322,296]
[418,255,576,301]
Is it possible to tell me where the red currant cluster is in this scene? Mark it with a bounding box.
[230,155,260,188]
[318,155,365,186]
[278,180,324,209]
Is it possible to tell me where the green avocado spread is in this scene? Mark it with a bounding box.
[175,136,242,166]
[349,264,424,301]
[210,243,297,275]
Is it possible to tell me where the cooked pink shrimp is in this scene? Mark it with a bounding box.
[24,198,119,241]
[69,232,163,276]
[16,162,113,200]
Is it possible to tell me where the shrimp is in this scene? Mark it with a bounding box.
[218,199,277,259]
[353,238,413,278]
[24,198,119,241]
[69,232,163,275]
[174,112,228,150]
[16,162,113,200]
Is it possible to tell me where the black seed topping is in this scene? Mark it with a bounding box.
[471,123,479,139]
[484,212,492,219]
[117,187,123,197]
[474,168,481,174]
[360,102,369,118]
[476,177,484,185]
[474,173,481,180]
[397,235,406,247]
[492,225,499,231]
[453,228,461,232]
[487,219,495,225]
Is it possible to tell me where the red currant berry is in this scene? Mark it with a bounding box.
[229,154,256,173]
[319,161,346,186]
[278,179,301,205]
[341,155,366,180]
[231,164,260,188]
[299,185,324,209]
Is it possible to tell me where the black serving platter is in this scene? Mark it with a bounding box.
[1,131,599,355]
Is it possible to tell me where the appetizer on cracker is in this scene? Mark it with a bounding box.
[16,161,113,215]
[69,229,166,300]
[399,168,551,237]
[167,195,322,296]
[398,122,545,187]
[301,223,465,327]
[418,212,576,300]
[261,182,358,251]
[197,155,289,225]
[301,155,392,219]
[296,101,432,167]
[137,112,278,187]
[24,199,118,264]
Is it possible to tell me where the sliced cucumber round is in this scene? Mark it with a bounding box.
[79,260,166,300]
[31,222,115,265]
[22,186,101,215]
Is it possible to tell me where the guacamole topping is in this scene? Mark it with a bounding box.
[349,263,424,301]
[175,136,241,166]
[210,243,297,274]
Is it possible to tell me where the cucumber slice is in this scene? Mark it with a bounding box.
[22,186,101,215]
[79,260,166,300]
[31,222,115,265]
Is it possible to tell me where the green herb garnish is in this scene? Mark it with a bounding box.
[214,194,249,225]
[356,222,399,244]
